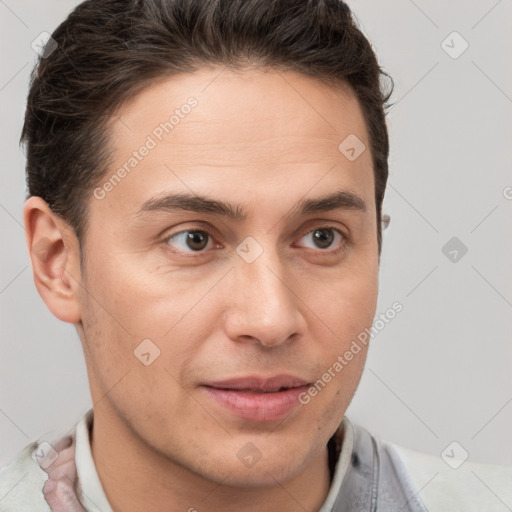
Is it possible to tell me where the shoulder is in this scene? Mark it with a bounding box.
[385,439,512,512]
[0,441,51,511]
[0,413,84,512]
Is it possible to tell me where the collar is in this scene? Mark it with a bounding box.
[320,417,354,511]
[74,409,113,512]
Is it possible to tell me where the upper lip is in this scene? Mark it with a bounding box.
[203,375,310,392]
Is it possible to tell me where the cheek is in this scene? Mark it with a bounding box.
[78,256,211,402]
[81,249,194,340]
[308,263,378,343]
[299,263,377,405]
[80,288,201,430]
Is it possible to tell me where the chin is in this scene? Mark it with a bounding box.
[191,440,312,489]
[214,459,302,489]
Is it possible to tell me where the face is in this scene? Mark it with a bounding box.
[77,67,379,486]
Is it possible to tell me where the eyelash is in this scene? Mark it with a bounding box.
[163,224,349,257]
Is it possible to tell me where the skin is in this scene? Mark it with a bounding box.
[24,67,380,512]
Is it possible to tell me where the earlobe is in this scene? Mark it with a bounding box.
[23,196,82,324]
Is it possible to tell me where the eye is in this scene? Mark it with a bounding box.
[164,229,215,254]
[296,226,346,251]
[163,225,347,256]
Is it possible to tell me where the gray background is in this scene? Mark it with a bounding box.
[1,0,511,469]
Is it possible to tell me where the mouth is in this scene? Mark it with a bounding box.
[203,375,309,390]
[200,375,311,422]
[212,387,297,393]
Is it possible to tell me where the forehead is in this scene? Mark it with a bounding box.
[98,67,374,219]
[113,67,368,152]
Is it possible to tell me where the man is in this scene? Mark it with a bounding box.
[1,0,510,511]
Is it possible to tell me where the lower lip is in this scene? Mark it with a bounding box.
[201,385,309,422]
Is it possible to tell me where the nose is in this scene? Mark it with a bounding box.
[222,242,306,348]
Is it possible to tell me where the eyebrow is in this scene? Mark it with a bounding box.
[136,190,367,221]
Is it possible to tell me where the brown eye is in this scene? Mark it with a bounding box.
[166,230,212,253]
[296,226,345,251]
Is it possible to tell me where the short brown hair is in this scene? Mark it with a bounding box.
[21,0,394,257]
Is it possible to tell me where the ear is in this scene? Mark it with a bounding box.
[23,196,82,324]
